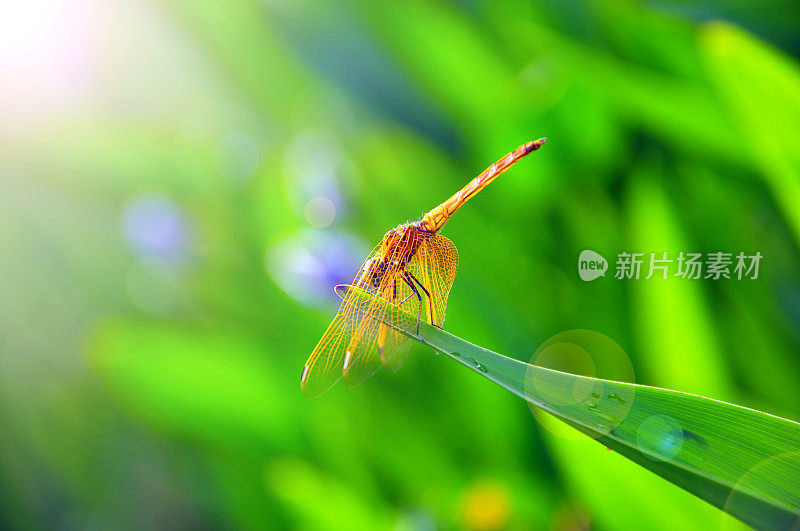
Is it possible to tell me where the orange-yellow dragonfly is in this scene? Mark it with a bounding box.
[301,139,546,397]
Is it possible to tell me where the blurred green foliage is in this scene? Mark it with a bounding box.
[1,0,799,529]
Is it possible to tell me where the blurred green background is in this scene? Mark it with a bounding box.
[2,0,800,529]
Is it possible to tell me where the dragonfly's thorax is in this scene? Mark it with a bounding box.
[381,224,428,264]
[357,224,430,289]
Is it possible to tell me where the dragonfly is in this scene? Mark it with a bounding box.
[301,138,547,397]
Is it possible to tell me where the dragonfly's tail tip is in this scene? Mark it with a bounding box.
[525,138,547,153]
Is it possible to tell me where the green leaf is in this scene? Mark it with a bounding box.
[90,319,302,452]
[338,286,800,530]
[264,456,393,530]
[626,170,732,398]
[702,22,800,246]
[489,16,748,168]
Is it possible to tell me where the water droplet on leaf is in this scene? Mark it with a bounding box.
[471,358,488,373]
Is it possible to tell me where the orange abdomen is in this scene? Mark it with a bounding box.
[416,139,546,233]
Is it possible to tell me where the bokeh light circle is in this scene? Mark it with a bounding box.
[304,196,336,228]
[720,451,800,531]
[635,414,684,462]
[173,99,269,191]
[525,330,636,440]
[532,342,597,406]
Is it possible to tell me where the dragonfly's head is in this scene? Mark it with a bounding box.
[358,256,388,290]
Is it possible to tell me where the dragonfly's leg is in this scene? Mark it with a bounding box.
[406,271,436,327]
[401,273,423,337]
[396,276,417,307]
[360,279,396,315]
[397,292,415,306]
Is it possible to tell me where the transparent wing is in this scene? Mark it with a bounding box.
[342,262,417,385]
[347,233,458,379]
[405,233,458,327]
[302,232,458,396]
[300,243,382,398]
[300,311,353,398]
[301,242,419,395]
[381,335,412,373]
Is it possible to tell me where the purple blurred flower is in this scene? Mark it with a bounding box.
[266,229,368,309]
[121,194,188,260]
